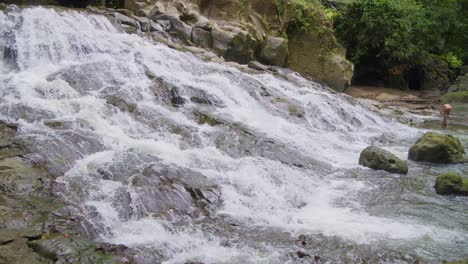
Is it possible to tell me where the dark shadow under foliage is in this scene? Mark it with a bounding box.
[0,0,124,8]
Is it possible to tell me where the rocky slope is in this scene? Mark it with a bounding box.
[126,0,354,92]
[0,121,131,263]
[3,0,353,92]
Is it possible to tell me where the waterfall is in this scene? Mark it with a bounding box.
[1,5,467,264]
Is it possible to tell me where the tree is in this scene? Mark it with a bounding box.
[335,0,428,70]
[333,0,468,87]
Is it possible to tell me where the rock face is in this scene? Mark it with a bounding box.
[448,72,468,92]
[423,56,452,92]
[0,121,126,263]
[224,32,260,64]
[114,0,353,92]
[288,31,353,93]
[434,172,468,196]
[359,146,408,174]
[259,36,288,67]
[408,132,465,164]
[6,0,354,92]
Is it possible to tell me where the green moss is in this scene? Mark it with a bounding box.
[359,146,408,174]
[434,172,468,196]
[447,259,468,264]
[238,0,250,17]
[273,0,329,34]
[287,104,299,114]
[29,234,118,263]
[408,132,465,163]
[391,109,404,117]
[440,91,468,103]
[195,112,223,126]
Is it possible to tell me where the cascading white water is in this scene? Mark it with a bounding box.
[1,5,467,263]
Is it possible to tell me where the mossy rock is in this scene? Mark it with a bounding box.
[408,132,465,164]
[28,234,117,264]
[224,32,260,64]
[359,146,408,174]
[434,172,468,196]
[195,111,223,126]
[440,91,468,103]
[259,36,288,67]
[447,259,468,264]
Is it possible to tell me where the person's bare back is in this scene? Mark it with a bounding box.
[440,104,452,128]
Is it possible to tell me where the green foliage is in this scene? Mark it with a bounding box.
[273,0,329,33]
[335,0,428,68]
[323,7,339,22]
[331,0,468,85]
[439,52,463,69]
[87,0,123,8]
[440,91,468,103]
[417,0,468,62]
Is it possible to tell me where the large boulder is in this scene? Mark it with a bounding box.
[423,56,453,92]
[434,172,468,196]
[198,0,354,91]
[259,36,288,67]
[408,132,465,164]
[288,31,353,92]
[448,72,468,92]
[192,26,213,48]
[224,32,260,64]
[359,146,408,174]
[211,26,235,54]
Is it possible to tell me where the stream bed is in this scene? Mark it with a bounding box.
[0,5,467,264]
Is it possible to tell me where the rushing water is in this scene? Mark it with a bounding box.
[0,5,467,263]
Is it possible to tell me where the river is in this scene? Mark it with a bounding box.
[0,5,467,264]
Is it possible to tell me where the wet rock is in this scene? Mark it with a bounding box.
[120,24,138,34]
[132,15,151,32]
[211,27,235,54]
[192,27,212,49]
[0,141,25,159]
[28,235,118,263]
[446,259,468,264]
[0,229,16,245]
[259,36,288,67]
[170,89,186,106]
[248,61,268,71]
[44,120,66,129]
[150,77,175,104]
[155,14,192,44]
[0,237,45,264]
[448,72,468,92]
[289,250,315,261]
[190,96,212,105]
[194,111,223,126]
[288,31,353,92]
[113,12,137,28]
[408,132,465,164]
[47,62,124,94]
[134,163,222,218]
[224,32,260,64]
[359,146,408,174]
[434,172,468,196]
[106,95,137,113]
